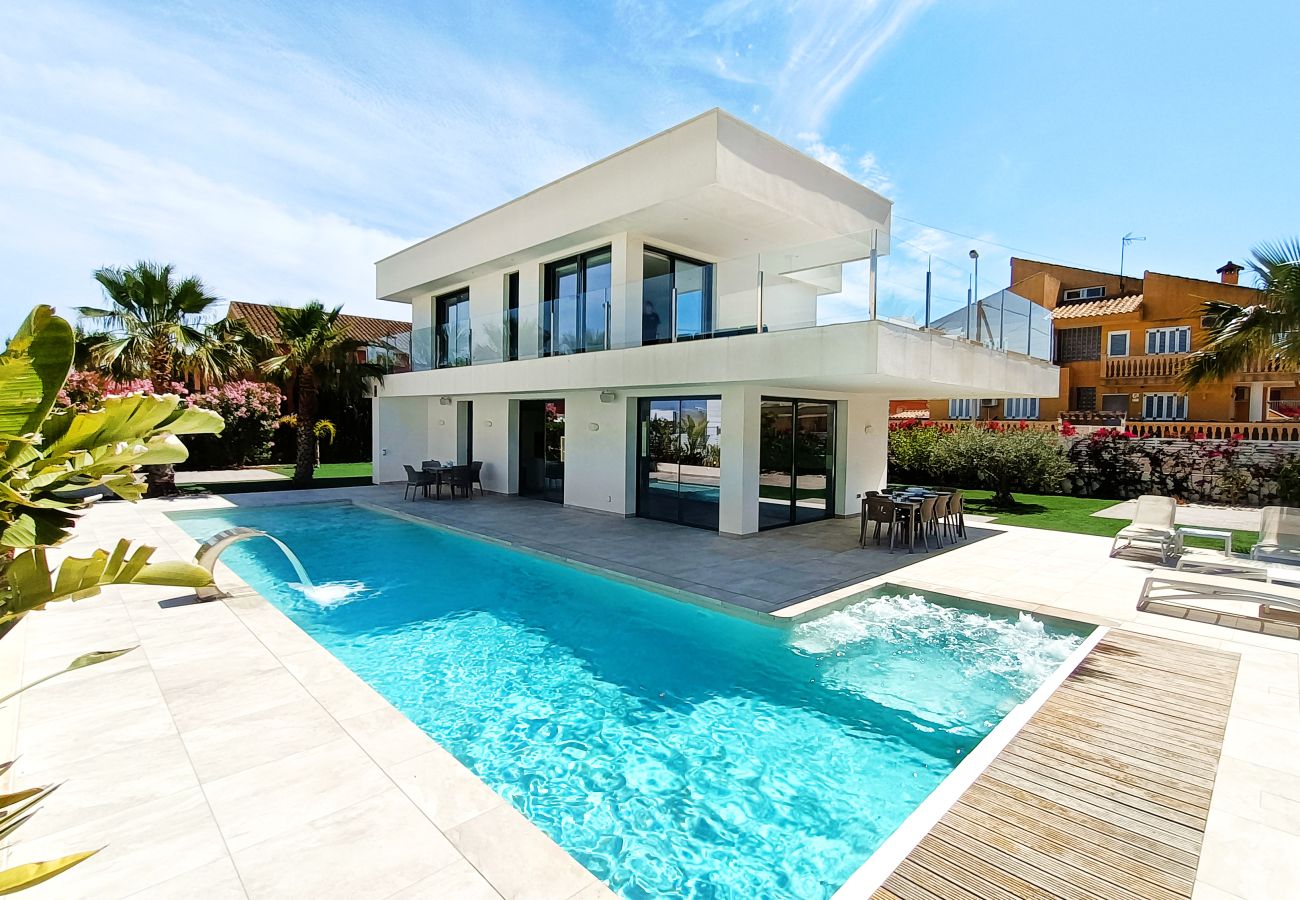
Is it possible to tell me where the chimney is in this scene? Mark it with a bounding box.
[1216,261,1243,285]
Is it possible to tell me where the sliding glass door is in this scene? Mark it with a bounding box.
[637,397,721,530]
[543,248,611,356]
[758,398,836,529]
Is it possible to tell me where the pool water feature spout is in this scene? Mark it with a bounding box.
[194,527,314,600]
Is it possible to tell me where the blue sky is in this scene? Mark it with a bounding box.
[2,0,1296,337]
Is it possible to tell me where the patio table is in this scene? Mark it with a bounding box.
[420,463,452,499]
[1176,526,1234,557]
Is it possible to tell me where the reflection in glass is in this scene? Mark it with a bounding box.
[759,398,836,529]
[543,248,610,357]
[637,397,721,530]
[642,248,713,345]
[519,399,565,503]
[436,288,471,368]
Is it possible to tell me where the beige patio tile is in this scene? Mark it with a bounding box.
[11,732,196,842]
[202,735,393,851]
[181,695,347,783]
[11,785,229,899]
[1197,807,1300,899]
[338,703,436,768]
[163,667,314,733]
[447,803,597,900]
[387,858,504,900]
[387,744,506,831]
[124,857,248,899]
[231,789,461,899]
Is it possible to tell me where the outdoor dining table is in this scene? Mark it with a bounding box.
[421,462,453,499]
[860,493,925,553]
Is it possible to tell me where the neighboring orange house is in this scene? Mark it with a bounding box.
[225,301,412,371]
[924,259,1298,435]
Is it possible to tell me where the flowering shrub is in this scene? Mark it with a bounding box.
[56,370,156,411]
[183,381,282,468]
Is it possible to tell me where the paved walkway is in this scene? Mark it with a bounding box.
[1092,499,1262,532]
[4,486,1298,899]
[176,468,289,485]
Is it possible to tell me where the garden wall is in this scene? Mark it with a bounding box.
[1064,435,1299,506]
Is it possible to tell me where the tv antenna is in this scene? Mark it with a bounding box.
[1120,232,1146,290]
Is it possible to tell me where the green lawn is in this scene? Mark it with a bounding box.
[960,489,1258,554]
[267,462,373,479]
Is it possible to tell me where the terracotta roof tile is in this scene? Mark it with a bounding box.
[1051,294,1143,320]
[226,301,411,343]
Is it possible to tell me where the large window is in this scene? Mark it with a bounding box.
[1004,397,1040,420]
[948,398,976,420]
[1055,326,1102,362]
[1143,393,1188,421]
[435,288,471,368]
[543,247,611,356]
[1146,326,1190,355]
[505,272,520,361]
[642,247,714,344]
[758,398,836,530]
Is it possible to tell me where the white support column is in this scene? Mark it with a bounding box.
[1249,382,1267,421]
[719,384,761,535]
[611,232,644,350]
[839,394,889,509]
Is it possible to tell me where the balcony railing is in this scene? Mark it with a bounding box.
[1244,354,1292,375]
[1104,353,1189,380]
[404,230,1056,373]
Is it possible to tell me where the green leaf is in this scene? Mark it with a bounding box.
[0,648,136,705]
[66,648,136,671]
[0,849,100,894]
[0,307,74,461]
[2,541,212,614]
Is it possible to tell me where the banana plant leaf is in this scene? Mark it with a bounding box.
[0,307,74,463]
[0,648,136,705]
[1,541,213,621]
[0,850,100,894]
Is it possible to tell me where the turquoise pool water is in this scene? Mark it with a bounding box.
[173,502,1089,899]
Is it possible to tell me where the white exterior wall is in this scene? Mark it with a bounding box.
[375,380,893,535]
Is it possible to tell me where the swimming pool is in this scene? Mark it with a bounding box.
[173,502,1090,899]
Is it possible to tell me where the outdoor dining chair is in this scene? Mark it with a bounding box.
[402,465,438,501]
[470,460,485,496]
[444,464,475,499]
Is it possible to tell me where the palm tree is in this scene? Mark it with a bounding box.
[1183,239,1300,389]
[79,261,245,496]
[261,302,387,484]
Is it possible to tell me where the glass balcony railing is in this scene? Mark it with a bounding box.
[405,229,1055,372]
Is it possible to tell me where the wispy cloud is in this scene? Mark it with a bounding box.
[771,0,932,133]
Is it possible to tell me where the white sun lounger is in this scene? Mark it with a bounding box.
[1138,572,1300,616]
[1253,506,1300,567]
[1111,495,1179,563]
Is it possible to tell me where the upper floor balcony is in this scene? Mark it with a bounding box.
[1104,353,1190,382]
[400,234,1055,389]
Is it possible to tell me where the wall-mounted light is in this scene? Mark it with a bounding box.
[439,396,452,406]
[863,424,874,434]
[599,391,617,403]
[438,419,446,426]
[588,422,600,432]
[485,420,494,428]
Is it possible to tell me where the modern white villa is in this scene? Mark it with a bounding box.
[372,109,1056,534]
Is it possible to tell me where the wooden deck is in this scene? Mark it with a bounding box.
[872,630,1239,900]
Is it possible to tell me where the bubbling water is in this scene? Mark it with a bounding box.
[290,581,368,607]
